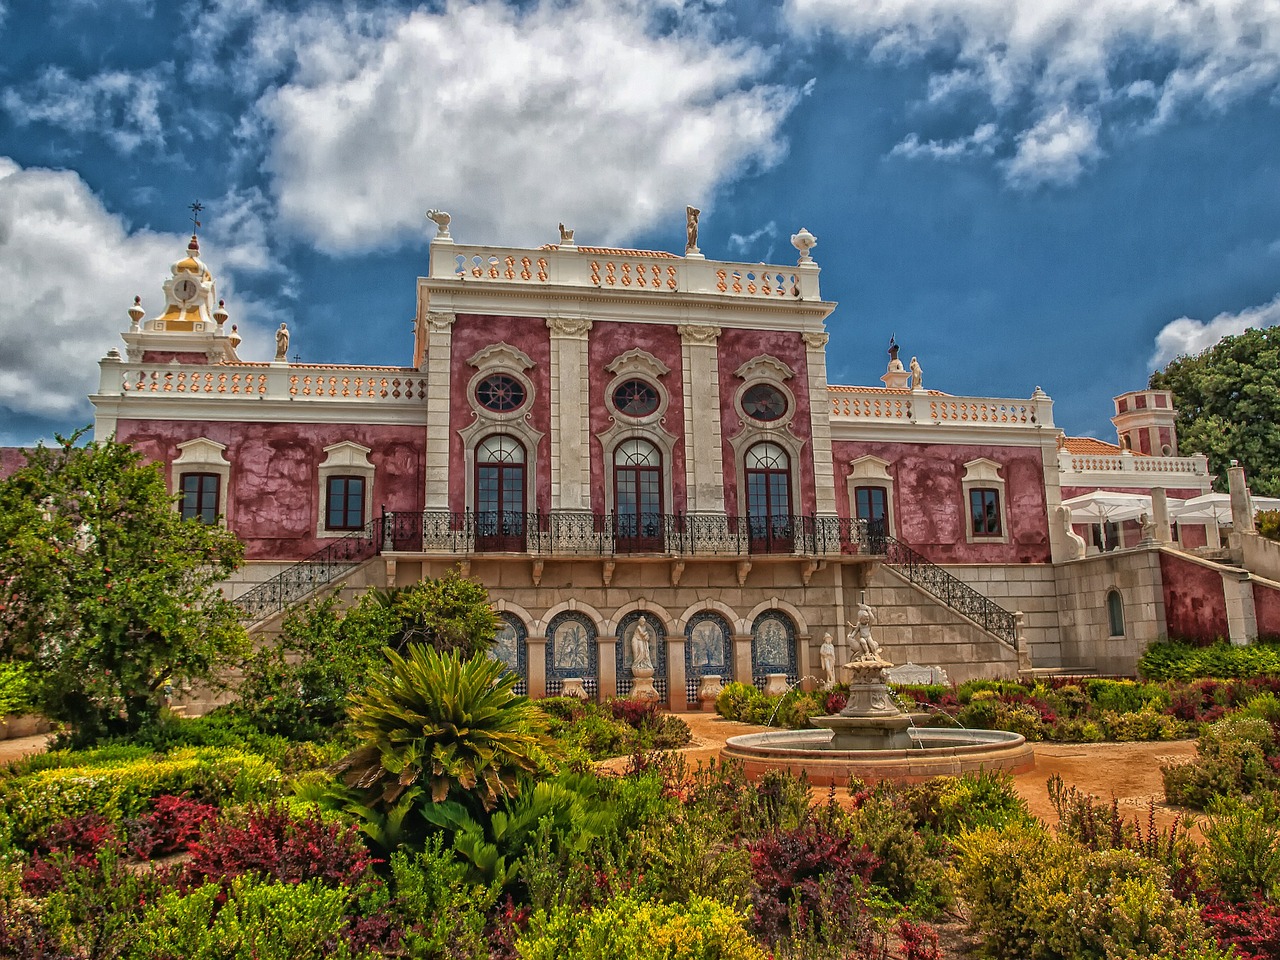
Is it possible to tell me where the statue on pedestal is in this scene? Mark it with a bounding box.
[274,323,290,362]
[685,206,700,254]
[819,632,837,687]
[848,603,882,662]
[631,621,654,673]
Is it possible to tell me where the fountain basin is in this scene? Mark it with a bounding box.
[720,727,1034,785]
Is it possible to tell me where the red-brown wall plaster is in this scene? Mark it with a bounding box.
[1160,551,1228,643]
[831,439,1052,564]
[449,315,553,515]
[115,420,425,560]
[0,447,28,480]
[716,328,816,517]
[1253,581,1280,637]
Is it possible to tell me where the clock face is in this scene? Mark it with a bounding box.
[174,278,198,301]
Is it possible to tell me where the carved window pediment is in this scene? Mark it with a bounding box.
[735,354,795,383]
[606,348,670,380]
[467,342,535,372]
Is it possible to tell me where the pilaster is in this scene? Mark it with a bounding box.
[526,635,548,699]
[733,634,753,685]
[547,317,593,511]
[423,311,456,509]
[666,635,686,711]
[679,324,725,513]
[597,635,618,700]
[802,331,836,516]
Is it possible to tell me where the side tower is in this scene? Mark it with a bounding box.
[1112,389,1178,456]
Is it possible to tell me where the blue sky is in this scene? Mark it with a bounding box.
[2,0,1279,447]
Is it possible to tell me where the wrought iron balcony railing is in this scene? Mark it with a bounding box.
[380,510,874,558]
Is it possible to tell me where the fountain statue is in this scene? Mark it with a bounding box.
[629,620,660,703]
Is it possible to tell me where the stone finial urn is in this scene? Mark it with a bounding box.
[560,678,589,701]
[763,673,790,698]
[697,674,724,710]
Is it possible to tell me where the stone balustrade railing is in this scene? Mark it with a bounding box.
[427,239,823,302]
[96,358,429,404]
[828,387,1055,431]
[1058,450,1210,478]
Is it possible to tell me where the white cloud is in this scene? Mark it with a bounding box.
[891,121,998,160]
[1,65,171,154]
[788,0,1280,187]
[727,221,778,258]
[1003,107,1101,187]
[1150,294,1280,368]
[0,159,267,419]
[243,0,799,252]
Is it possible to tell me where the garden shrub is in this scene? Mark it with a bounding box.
[1201,799,1280,903]
[953,822,1232,959]
[1164,715,1279,809]
[38,845,161,960]
[0,747,282,850]
[1200,896,1280,960]
[745,822,878,946]
[387,840,496,960]
[0,660,37,717]
[182,806,376,894]
[21,813,121,896]
[125,794,219,859]
[517,893,768,960]
[846,794,951,911]
[1099,705,1187,741]
[1140,639,1280,682]
[128,875,370,960]
[1085,678,1171,714]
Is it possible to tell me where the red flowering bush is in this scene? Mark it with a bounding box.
[896,917,941,960]
[127,794,219,859]
[824,691,848,714]
[182,805,376,892]
[21,813,120,896]
[746,823,879,945]
[1202,897,1280,960]
[608,697,661,729]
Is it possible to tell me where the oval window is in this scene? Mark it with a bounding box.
[742,383,787,422]
[475,374,527,413]
[612,378,660,417]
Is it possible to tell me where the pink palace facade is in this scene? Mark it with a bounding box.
[67,216,1280,703]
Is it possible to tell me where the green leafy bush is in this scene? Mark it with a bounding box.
[1098,706,1187,741]
[0,661,37,716]
[128,875,368,960]
[388,840,496,960]
[517,893,768,960]
[1163,714,1279,809]
[1140,638,1280,681]
[1201,798,1280,903]
[1084,678,1171,714]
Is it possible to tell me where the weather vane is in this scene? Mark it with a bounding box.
[189,201,203,233]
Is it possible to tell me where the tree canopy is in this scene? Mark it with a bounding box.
[1149,326,1280,497]
[0,433,247,743]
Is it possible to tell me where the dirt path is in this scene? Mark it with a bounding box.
[0,734,54,766]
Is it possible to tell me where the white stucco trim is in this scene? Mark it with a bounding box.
[316,441,375,539]
[961,457,1009,546]
[171,437,230,526]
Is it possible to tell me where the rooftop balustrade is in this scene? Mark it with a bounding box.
[828,386,1055,432]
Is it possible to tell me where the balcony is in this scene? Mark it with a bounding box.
[380,511,879,559]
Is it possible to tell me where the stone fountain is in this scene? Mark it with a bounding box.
[720,602,1034,784]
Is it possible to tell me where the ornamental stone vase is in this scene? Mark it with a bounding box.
[560,678,589,701]
[763,673,790,698]
[697,674,724,710]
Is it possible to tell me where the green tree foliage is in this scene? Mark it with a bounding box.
[0,434,247,744]
[1149,326,1280,495]
[334,646,555,820]
[237,573,501,739]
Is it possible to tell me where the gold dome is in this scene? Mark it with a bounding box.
[172,235,207,276]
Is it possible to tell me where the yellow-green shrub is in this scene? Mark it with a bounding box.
[517,893,767,960]
[953,823,1232,959]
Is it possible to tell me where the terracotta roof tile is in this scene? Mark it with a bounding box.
[1060,436,1147,456]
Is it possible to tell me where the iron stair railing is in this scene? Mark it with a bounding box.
[234,518,381,623]
[867,525,1017,646]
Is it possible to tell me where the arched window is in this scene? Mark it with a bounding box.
[1107,589,1125,637]
[745,442,792,552]
[475,435,526,551]
[614,438,663,552]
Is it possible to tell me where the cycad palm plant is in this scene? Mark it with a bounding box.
[333,644,555,816]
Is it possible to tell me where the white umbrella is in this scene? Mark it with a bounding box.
[1172,493,1280,525]
[1060,491,1153,524]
